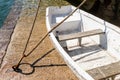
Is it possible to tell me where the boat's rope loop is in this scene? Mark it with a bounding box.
[12,0,87,73]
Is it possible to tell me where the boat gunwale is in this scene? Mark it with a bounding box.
[77,7,120,34]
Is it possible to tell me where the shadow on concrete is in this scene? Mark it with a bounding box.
[14,48,67,75]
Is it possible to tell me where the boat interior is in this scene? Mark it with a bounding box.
[47,5,120,79]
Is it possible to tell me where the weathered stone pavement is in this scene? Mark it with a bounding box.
[0,0,78,80]
[0,0,22,66]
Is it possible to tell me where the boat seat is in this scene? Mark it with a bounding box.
[87,61,120,80]
[58,29,105,41]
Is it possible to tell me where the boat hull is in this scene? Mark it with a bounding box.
[46,5,120,80]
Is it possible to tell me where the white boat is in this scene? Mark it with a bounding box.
[46,5,120,80]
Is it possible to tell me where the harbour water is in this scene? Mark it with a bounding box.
[0,0,14,28]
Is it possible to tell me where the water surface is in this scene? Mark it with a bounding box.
[0,0,14,28]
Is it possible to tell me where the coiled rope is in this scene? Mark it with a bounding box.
[12,0,86,72]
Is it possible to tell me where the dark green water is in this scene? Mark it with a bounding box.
[0,0,14,28]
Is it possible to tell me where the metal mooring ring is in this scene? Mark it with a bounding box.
[12,63,35,75]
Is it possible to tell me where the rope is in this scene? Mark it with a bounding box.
[12,0,86,71]
[13,0,42,69]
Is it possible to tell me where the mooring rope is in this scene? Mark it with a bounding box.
[12,0,86,72]
[12,0,42,70]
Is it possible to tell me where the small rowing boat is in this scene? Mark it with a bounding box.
[46,5,120,80]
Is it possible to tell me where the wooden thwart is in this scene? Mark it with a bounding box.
[58,29,104,41]
[87,61,120,80]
